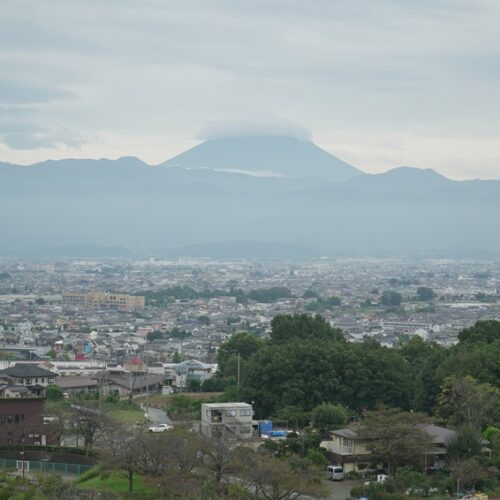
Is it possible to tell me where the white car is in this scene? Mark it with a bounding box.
[148,423,173,433]
[326,465,344,481]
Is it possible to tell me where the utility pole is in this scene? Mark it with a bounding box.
[237,352,241,388]
[145,364,149,418]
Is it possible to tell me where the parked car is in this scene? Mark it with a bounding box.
[326,465,344,481]
[148,423,173,433]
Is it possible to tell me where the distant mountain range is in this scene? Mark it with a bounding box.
[1,134,499,258]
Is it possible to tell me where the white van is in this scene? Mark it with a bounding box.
[326,465,344,481]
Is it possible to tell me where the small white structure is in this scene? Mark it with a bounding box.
[201,402,253,438]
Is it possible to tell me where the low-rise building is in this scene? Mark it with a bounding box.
[0,398,55,446]
[63,292,145,312]
[200,402,253,439]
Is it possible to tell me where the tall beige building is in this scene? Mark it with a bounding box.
[63,292,145,311]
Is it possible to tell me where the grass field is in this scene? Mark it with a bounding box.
[76,471,156,498]
[107,406,146,425]
[135,391,223,407]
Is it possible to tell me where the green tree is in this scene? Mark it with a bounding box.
[243,339,414,417]
[274,405,310,430]
[436,376,500,429]
[172,351,184,363]
[146,330,164,341]
[380,290,403,307]
[324,296,341,307]
[46,348,57,360]
[311,402,347,432]
[416,287,435,301]
[217,332,264,379]
[358,407,432,475]
[247,286,293,303]
[45,384,64,401]
[187,378,201,392]
[398,337,447,412]
[458,320,500,344]
[445,426,483,461]
[270,314,344,343]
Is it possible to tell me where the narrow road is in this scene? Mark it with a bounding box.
[142,405,173,425]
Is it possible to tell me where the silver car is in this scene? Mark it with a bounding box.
[326,465,344,481]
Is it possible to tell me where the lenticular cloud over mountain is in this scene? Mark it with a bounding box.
[198,118,312,142]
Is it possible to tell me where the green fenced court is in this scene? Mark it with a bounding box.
[0,458,93,475]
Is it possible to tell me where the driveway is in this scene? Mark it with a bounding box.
[324,479,361,500]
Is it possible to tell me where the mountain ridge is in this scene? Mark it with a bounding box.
[2,134,500,257]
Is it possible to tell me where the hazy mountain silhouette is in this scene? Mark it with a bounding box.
[161,135,361,182]
[1,134,500,258]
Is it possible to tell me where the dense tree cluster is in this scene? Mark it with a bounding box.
[416,286,436,301]
[380,290,403,306]
[304,295,342,312]
[144,285,293,306]
[214,316,500,425]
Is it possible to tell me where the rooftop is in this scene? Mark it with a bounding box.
[0,364,58,378]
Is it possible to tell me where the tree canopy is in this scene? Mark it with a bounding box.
[380,290,403,307]
[358,407,432,475]
[416,286,435,301]
[270,314,344,344]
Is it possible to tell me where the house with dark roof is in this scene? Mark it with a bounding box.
[320,423,457,473]
[0,364,58,397]
[55,376,101,396]
[93,372,164,399]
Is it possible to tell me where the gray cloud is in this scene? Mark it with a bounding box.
[0,0,499,178]
[0,81,73,105]
[198,118,311,141]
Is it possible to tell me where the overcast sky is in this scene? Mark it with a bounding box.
[1,0,500,179]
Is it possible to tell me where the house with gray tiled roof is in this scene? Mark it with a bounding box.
[0,364,58,397]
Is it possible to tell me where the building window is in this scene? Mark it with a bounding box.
[0,415,5,424]
[342,438,353,452]
[15,414,20,424]
[239,408,251,417]
[7,415,13,424]
[225,409,237,417]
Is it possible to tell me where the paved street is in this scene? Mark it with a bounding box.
[143,405,173,425]
[325,479,361,500]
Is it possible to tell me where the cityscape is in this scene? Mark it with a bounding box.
[1,0,500,498]
[1,258,499,367]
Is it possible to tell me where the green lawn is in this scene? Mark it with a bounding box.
[107,406,146,425]
[76,471,156,497]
